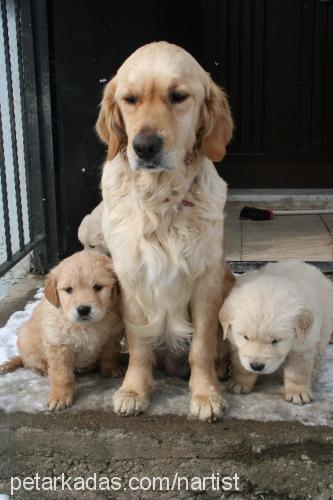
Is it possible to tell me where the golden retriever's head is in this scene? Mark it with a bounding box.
[219,275,314,375]
[96,41,233,171]
[44,250,117,323]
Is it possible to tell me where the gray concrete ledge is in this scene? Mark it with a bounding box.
[0,411,332,499]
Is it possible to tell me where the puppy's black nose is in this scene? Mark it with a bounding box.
[133,132,163,161]
[250,362,265,372]
[77,305,91,317]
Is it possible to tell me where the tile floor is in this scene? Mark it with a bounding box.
[225,208,333,263]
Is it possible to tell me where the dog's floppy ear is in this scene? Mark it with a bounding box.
[96,77,127,160]
[44,272,59,308]
[98,255,119,301]
[219,303,232,340]
[198,77,233,162]
[295,308,314,341]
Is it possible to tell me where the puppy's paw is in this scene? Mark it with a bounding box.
[48,392,73,411]
[190,392,228,422]
[285,388,313,405]
[227,379,253,394]
[0,362,10,374]
[113,389,148,416]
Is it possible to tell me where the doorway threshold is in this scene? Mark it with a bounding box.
[229,261,333,274]
[227,189,333,209]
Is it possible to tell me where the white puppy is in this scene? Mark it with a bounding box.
[219,260,333,404]
[78,202,109,255]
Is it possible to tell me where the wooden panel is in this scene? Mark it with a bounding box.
[217,0,333,187]
[263,0,302,152]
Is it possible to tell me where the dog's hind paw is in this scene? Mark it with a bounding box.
[190,392,228,422]
[113,389,148,416]
[285,388,313,405]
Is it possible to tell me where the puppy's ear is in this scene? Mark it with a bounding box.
[100,256,120,302]
[96,77,127,160]
[198,77,234,162]
[111,280,121,304]
[219,304,232,340]
[44,272,59,308]
[295,308,314,341]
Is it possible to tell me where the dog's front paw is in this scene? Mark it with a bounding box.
[228,379,253,394]
[190,392,228,422]
[48,391,73,411]
[285,388,313,405]
[113,389,148,416]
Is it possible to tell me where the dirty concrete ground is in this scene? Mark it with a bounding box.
[1,278,333,499]
[0,410,333,499]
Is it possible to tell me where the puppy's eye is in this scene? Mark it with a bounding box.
[244,335,249,341]
[272,339,280,345]
[93,284,103,292]
[123,95,138,105]
[169,91,189,104]
[65,287,73,294]
[89,245,95,249]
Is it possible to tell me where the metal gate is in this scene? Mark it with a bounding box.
[0,0,57,276]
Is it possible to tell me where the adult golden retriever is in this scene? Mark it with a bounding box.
[97,42,233,421]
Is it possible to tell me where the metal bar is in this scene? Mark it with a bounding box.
[0,234,45,275]
[0,97,12,260]
[1,0,24,251]
[12,0,31,240]
[228,260,333,274]
[16,0,46,265]
[19,0,59,271]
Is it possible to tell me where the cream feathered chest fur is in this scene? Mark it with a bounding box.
[102,154,227,349]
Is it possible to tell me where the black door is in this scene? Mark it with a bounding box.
[49,0,333,256]
[205,0,333,189]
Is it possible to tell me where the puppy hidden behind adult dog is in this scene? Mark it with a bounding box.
[78,201,109,255]
[0,251,123,410]
[220,260,333,404]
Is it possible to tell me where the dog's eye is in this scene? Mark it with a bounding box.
[244,335,249,341]
[169,91,189,104]
[89,245,95,249]
[123,95,138,105]
[65,287,73,294]
[93,284,103,292]
[271,339,280,345]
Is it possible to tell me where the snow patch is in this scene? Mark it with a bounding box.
[0,290,333,426]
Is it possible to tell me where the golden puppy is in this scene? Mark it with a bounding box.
[0,251,123,410]
[78,202,109,254]
[98,42,233,421]
[220,260,333,404]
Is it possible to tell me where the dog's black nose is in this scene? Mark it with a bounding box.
[133,132,163,161]
[77,305,91,317]
[250,362,265,372]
